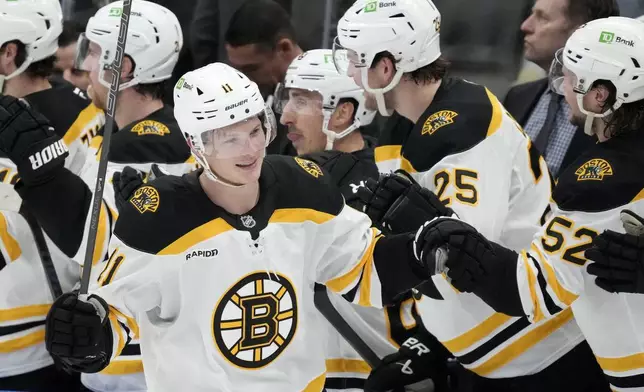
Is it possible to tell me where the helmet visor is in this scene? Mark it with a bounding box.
[549,48,581,96]
[332,37,364,76]
[198,105,277,159]
[273,83,324,115]
[74,33,104,72]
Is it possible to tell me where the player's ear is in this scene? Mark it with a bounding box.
[329,101,355,131]
[0,42,19,71]
[120,55,135,82]
[372,54,396,87]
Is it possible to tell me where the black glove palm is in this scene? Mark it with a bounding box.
[586,230,644,294]
[0,95,68,185]
[357,170,452,234]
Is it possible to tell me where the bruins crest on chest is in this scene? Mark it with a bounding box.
[131,120,170,136]
[129,186,160,213]
[575,158,613,181]
[421,110,458,136]
[294,157,324,178]
[212,272,298,369]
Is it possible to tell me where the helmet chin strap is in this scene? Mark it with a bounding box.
[576,94,621,136]
[361,67,404,117]
[321,110,361,150]
[0,57,33,93]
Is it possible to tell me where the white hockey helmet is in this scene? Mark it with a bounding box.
[76,0,183,90]
[333,0,442,116]
[174,63,276,186]
[0,0,62,88]
[550,17,644,135]
[275,49,376,150]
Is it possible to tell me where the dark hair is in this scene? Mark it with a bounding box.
[58,21,84,48]
[0,40,55,79]
[337,97,359,123]
[566,0,620,25]
[371,51,450,85]
[224,0,297,51]
[593,79,644,138]
[134,81,166,101]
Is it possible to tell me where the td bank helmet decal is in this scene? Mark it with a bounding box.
[213,272,298,369]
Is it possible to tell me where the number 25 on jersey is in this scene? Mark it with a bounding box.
[433,168,479,207]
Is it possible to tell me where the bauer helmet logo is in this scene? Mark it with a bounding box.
[225,99,248,111]
[294,157,324,178]
[131,120,171,136]
[422,110,458,136]
[213,272,298,369]
[575,158,613,181]
[129,186,160,213]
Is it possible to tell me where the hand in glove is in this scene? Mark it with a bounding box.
[364,329,449,392]
[412,217,524,316]
[586,210,644,294]
[357,170,453,234]
[45,292,113,373]
[113,164,167,213]
[0,95,68,185]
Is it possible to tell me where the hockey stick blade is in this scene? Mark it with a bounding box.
[79,0,133,295]
[313,283,382,368]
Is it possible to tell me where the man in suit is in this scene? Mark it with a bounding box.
[504,0,619,177]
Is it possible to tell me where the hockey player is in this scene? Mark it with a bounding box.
[35,62,447,392]
[276,49,450,391]
[0,1,104,389]
[2,1,189,391]
[334,0,609,391]
[0,0,104,185]
[414,16,644,392]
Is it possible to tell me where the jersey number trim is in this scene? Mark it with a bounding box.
[433,168,479,207]
[540,216,598,266]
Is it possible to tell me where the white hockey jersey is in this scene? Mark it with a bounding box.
[0,210,79,378]
[89,156,394,392]
[375,77,583,378]
[513,131,644,391]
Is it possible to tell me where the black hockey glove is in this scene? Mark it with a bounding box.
[364,328,449,392]
[412,217,524,316]
[113,164,167,213]
[586,212,644,295]
[357,170,453,234]
[45,292,113,373]
[0,95,68,185]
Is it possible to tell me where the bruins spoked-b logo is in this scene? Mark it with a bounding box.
[575,158,613,181]
[213,272,298,369]
[129,186,160,213]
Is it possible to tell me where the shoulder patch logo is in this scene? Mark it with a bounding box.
[213,272,298,369]
[575,158,613,181]
[294,157,324,178]
[129,186,160,213]
[421,110,458,136]
[131,120,170,136]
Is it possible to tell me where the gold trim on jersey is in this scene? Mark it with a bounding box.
[0,213,21,261]
[632,188,644,203]
[442,312,513,354]
[529,244,578,307]
[522,251,546,323]
[110,306,140,339]
[471,309,573,376]
[326,229,379,295]
[0,304,50,322]
[100,359,144,375]
[63,103,104,146]
[325,359,371,374]
[596,352,644,372]
[269,208,335,225]
[109,312,126,357]
[0,328,45,353]
[484,89,503,138]
[158,218,234,255]
[302,372,326,392]
[373,146,417,173]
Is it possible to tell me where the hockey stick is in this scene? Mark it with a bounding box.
[313,283,382,368]
[79,0,133,295]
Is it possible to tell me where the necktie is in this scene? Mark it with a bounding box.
[534,92,562,157]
